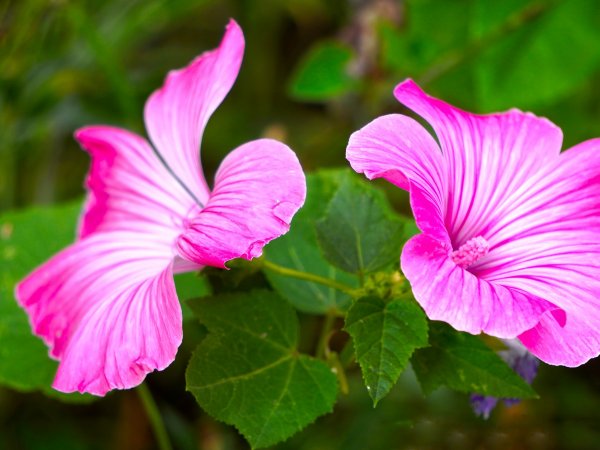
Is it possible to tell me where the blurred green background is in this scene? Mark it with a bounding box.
[1,0,600,448]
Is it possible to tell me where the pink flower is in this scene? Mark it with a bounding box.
[347,79,600,367]
[16,20,306,395]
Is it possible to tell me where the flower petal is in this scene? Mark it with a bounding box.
[144,20,244,203]
[401,233,563,338]
[15,232,181,395]
[76,126,194,239]
[346,114,448,241]
[176,139,306,267]
[470,139,600,365]
[519,310,600,367]
[394,79,563,247]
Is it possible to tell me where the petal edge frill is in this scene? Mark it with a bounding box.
[176,139,306,267]
[15,233,181,396]
[401,233,563,338]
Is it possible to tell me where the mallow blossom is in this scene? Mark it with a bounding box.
[347,79,600,367]
[16,21,306,396]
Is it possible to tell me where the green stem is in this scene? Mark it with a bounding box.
[316,312,337,360]
[328,352,350,395]
[339,339,356,369]
[261,259,359,297]
[137,383,173,450]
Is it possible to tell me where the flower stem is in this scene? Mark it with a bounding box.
[137,383,173,450]
[328,351,350,395]
[316,311,337,360]
[261,259,359,297]
[339,339,356,369]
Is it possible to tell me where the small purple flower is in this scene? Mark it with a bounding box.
[470,340,540,419]
[470,394,499,420]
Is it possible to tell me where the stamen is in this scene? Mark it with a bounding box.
[451,236,489,268]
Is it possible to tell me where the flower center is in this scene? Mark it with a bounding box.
[451,236,489,269]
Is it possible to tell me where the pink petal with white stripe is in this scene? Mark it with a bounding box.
[16,233,181,395]
[347,114,448,242]
[520,310,600,367]
[401,234,562,337]
[144,19,244,204]
[394,80,563,247]
[348,79,600,366]
[16,20,306,396]
[177,139,306,267]
[489,139,600,366]
[76,126,194,239]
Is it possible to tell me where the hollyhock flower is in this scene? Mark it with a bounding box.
[347,79,600,367]
[16,20,306,396]
[470,340,539,419]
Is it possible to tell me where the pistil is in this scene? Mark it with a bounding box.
[451,236,489,268]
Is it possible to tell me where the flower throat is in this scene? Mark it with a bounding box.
[451,236,489,268]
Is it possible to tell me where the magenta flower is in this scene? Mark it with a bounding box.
[347,79,600,367]
[16,20,306,396]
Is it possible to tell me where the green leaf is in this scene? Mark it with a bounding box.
[174,272,211,322]
[264,170,359,314]
[315,176,406,275]
[345,296,428,405]
[0,202,90,401]
[378,0,471,74]
[288,41,357,101]
[412,322,537,399]
[473,0,600,110]
[186,290,338,449]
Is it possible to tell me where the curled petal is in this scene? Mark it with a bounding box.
[15,233,181,395]
[144,19,244,204]
[394,79,563,246]
[177,139,306,267]
[347,114,447,241]
[401,234,563,338]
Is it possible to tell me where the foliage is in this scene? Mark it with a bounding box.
[412,322,537,399]
[315,175,407,276]
[289,41,357,101]
[345,295,428,405]
[0,203,79,393]
[186,290,338,448]
[263,170,358,314]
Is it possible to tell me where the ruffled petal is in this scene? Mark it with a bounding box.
[176,139,306,267]
[76,126,194,239]
[346,114,448,241]
[394,79,563,247]
[15,232,181,396]
[401,234,563,338]
[144,20,244,203]
[519,310,600,367]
